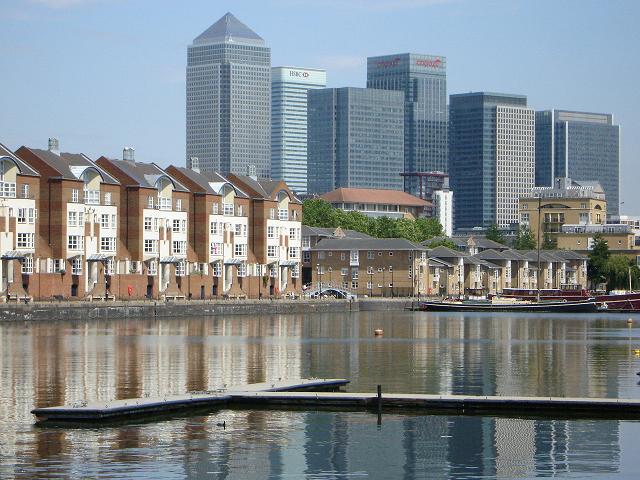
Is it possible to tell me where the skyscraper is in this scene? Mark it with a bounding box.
[535,110,620,215]
[307,87,404,195]
[366,53,448,195]
[449,92,534,230]
[271,67,326,195]
[186,12,271,177]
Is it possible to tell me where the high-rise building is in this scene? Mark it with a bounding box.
[271,67,326,195]
[535,110,620,215]
[186,12,271,177]
[307,87,404,195]
[366,53,448,195]
[449,92,534,230]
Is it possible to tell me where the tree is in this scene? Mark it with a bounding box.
[542,232,557,250]
[512,226,536,250]
[302,199,336,227]
[414,218,444,242]
[605,255,634,291]
[424,238,457,249]
[587,234,610,288]
[485,224,505,245]
[372,216,398,238]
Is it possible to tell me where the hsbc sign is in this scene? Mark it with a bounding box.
[289,70,310,78]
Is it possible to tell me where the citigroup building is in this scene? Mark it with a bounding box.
[272,67,327,194]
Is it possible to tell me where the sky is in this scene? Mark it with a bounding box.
[0,0,638,213]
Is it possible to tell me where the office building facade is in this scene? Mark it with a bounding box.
[535,110,620,215]
[449,92,534,230]
[366,53,448,195]
[186,12,271,177]
[307,87,404,195]
[271,67,326,195]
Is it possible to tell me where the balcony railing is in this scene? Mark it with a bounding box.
[0,182,16,198]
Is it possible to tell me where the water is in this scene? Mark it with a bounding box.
[2,311,640,479]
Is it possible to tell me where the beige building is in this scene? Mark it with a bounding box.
[310,238,428,297]
[320,187,431,220]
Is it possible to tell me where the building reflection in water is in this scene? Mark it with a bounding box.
[0,312,631,478]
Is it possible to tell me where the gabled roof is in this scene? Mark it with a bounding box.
[0,143,38,177]
[101,159,187,192]
[427,246,466,259]
[193,12,265,46]
[228,174,301,203]
[311,238,425,251]
[321,188,430,208]
[168,166,248,198]
[474,249,523,261]
[21,147,118,184]
[302,225,372,239]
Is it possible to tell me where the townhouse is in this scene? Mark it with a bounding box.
[166,164,251,299]
[16,139,120,300]
[310,238,428,297]
[0,143,40,301]
[96,150,191,300]
[228,173,302,298]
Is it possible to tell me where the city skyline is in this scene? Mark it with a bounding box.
[0,0,638,212]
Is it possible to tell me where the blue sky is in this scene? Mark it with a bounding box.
[1,0,638,213]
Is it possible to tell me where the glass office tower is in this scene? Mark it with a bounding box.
[366,53,448,195]
[271,67,326,194]
[449,92,534,230]
[307,87,404,195]
[186,12,271,176]
[535,110,620,215]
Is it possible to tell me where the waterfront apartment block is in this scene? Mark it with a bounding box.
[535,110,620,215]
[186,12,271,177]
[556,224,640,258]
[449,92,534,230]
[320,187,431,220]
[15,139,121,300]
[367,53,448,195]
[271,66,326,195]
[310,238,428,297]
[307,87,404,195]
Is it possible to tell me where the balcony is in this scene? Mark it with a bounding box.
[0,182,16,198]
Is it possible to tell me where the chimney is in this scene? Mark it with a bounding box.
[123,147,135,162]
[190,156,200,173]
[247,164,257,180]
[48,137,60,155]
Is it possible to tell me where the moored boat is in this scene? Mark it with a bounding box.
[494,288,640,312]
[420,298,598,313]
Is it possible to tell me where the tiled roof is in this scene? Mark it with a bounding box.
[302,225,372,239]
[321,188,430,207]
[229,174,301,203]
[23,148,119,184]
[0,143,38,176]
[104,159,188,192]
[311,238,425,251]
[169,167,248,198]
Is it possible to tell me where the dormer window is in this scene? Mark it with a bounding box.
[81,169,102,205]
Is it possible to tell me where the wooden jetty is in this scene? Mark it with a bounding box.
[32,379,640,423]
[31,378,349,423]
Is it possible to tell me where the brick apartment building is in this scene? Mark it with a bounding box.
[15,139,121,301]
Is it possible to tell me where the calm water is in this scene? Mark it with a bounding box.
[3,311,640,479]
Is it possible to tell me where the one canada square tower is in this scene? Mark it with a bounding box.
[186,13,271,176]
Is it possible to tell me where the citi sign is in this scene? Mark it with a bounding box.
[416,58,443,69]
[376,57,401,68]
[289,71,310,78]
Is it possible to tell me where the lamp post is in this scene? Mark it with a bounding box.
[382,267,385,298]
[317,263,322,290]
[390,266,394,298]
[369,270,373,297]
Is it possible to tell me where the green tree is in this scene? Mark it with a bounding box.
[587,234,610,288]
[372,216,398,238]
[394,218,419,242]
[485,224,505,245]
[424,238,457,249]
[302,199,336,227]
[512,226,536,250]
[605,255,640,291]
[542,232,557,250]
[414,217,444,242]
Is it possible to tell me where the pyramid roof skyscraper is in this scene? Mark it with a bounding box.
[193,12,265,46]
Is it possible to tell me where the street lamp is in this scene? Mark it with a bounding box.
[316,263,322,290]
[390,265,394,298]
[369,269,373,297]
